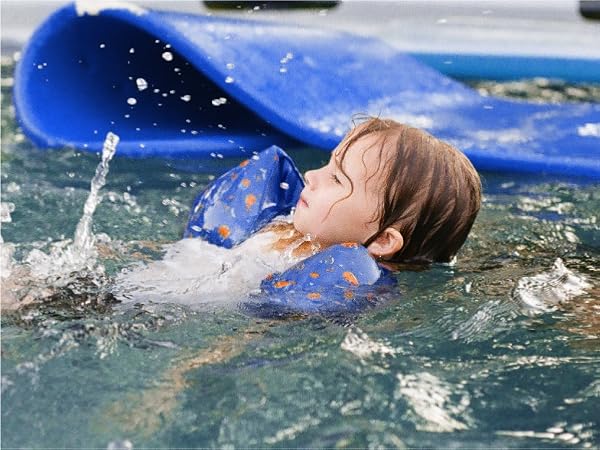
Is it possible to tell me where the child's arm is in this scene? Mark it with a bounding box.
[244,243,393,316]
[185,145,304,248]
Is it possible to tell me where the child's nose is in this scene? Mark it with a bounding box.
[304,169,316,187]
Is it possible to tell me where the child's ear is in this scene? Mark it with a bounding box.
[366,227,404,259]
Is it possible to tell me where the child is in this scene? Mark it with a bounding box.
[185,117,481,314]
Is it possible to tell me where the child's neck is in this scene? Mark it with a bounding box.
[264,221,324,259]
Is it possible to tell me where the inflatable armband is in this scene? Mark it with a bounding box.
[185,145,304,248]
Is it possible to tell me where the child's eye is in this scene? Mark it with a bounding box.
[330,173,342,184]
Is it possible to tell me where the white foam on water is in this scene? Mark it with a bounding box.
[114,231,301,308]
[513,258,591,314]
[1,202,16,279]
[341,327,398,360]
[394,372,471,432]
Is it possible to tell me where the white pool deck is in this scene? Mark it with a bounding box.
[2,1,600,60]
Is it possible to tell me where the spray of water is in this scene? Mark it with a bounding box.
[73,132,119,256]
[1,133,119,311]
[25,133,118,280]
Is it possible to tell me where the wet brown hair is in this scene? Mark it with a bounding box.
[336,117,482,264]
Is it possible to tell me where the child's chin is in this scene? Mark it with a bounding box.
[292,216,309,236]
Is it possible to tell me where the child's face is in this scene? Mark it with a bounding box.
[293,135,385,246]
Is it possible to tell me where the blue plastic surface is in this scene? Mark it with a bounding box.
[411,53,600,84]
[13,3,600,178]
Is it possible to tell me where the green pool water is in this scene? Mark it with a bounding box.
[1,56,599,449]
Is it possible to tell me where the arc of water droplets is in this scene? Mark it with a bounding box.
[73,132,119,254]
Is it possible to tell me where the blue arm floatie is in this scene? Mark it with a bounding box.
[185,145,304,248]
[246,243,393,316]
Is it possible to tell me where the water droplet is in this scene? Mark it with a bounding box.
[280,182,289,190]
[169,89,176,94]
[217,124,226,129]
[279,67,287,73]
[139,143,145,148]
[136,77,148,91]
[99,43,106,49]
[226,62,235,70]
[37,64,44,69]
[129,48,135,54]
[124,114,130,118]
[185,118,191,123]
[211,97,227,106]
[225,76,234,84]
[127,97,137,105]
[162,51,173,62]
[153,88,160,93]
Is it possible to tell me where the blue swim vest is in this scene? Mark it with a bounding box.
[185,146,389,315]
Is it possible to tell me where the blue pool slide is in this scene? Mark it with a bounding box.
[13,3,600,178]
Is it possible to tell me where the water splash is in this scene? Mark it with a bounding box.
[114,229,299,307]
[73,132,118,256]
[2,133,119,307]
[513,258,591,314]
[0,201,16,279]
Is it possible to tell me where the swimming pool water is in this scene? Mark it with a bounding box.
[2,55,599,448]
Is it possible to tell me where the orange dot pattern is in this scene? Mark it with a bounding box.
[218,225,230,239]
[245,193,257,210]
[343,271,359,286]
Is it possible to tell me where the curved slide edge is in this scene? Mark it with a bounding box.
[13,3,600,179]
